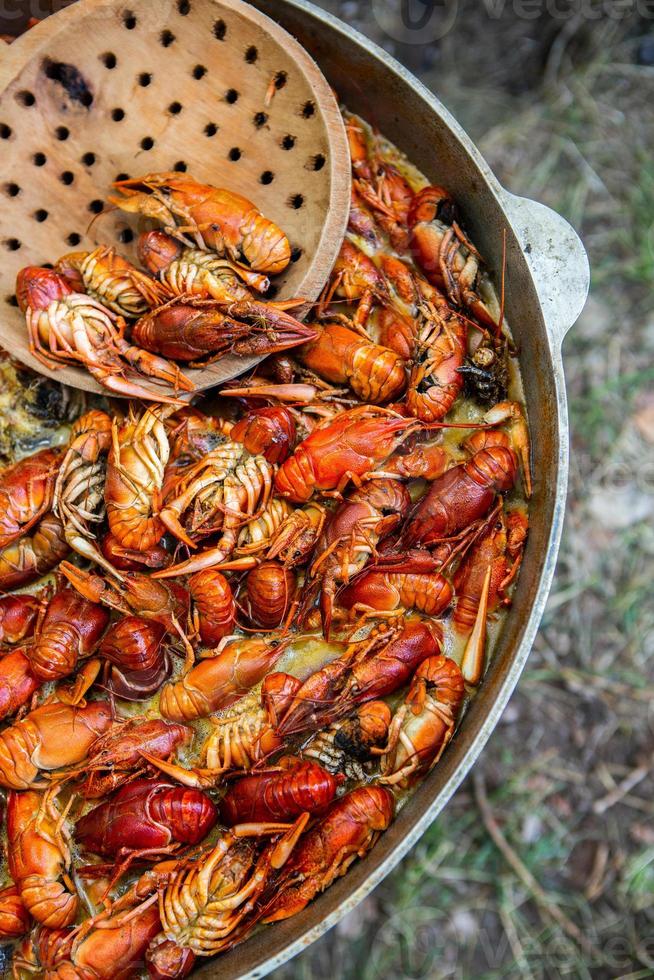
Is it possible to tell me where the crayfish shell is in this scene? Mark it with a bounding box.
[242,561,296,629]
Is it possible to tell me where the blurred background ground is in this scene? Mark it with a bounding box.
[274,2,654,978]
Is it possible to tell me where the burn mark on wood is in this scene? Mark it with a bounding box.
[42,59,94,107]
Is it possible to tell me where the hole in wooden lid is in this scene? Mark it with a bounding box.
[55,126,70,141]
[225,89,239,104]
[168,101,183,114]
[311,153,326,171]
[6,294,18,307]
[260,171,274,185]
[205,123,218,137]
[33,152,47,166]
[177,0,190,13]
[60,171,75,185]
[66,232,81,247]
[112,108,125,121]
[254,112,268,128]
[274,71,287,90]
[0,124,12,139]
[302,100,315,118]
[160,30,176,47]
[173,161,187,172]
[282,135,296,150]
[193,65,207,79]
[115,172,130,182]
[289,193,304,209]
[141,136,155,150]
[213,19,227,40]
[138,72,152,87]
[118,228,134,244]
[34,209,48,222]
[5,239,21,251]
[17,91,35,106]
[228,147,242,161]
[81,152,96,166]
[4,183,20,197]
[123,11,137,29]
[88,200,104,214]
[101,52,117,68]
[291,246,303,262]
[245,46,258,63]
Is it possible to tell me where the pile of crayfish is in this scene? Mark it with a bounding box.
[0,109,530,979]
[17,174,316,402]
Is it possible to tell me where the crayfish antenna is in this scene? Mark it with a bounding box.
[460,563,492,685]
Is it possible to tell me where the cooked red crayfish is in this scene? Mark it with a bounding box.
[155,827,301,956]
[274,406,420,503]
[0,446,62,550]
[0,513,69,591]
[382,255,468,422]
[153,442,274,578]
[53,408,114,570]
[138,230,272,301]
[219,757,341,825]
[16,266,192,403]
[0,648,40,722]
[262,785,395,921]
[301,479,411,636]
[16,900,162,979]
[110,172,292,274]
[105,404,173,552]
[60,562,190,653]
[7,788,78,928]
[454,506,528,684]
[299,322,406,405]
[318,239,389,332]
[276,618,441,736]
[401,445,517,548]
[189,569,236,646]
[379,654,465,788]
[158,636,287,722]
[231,406,297,465]
[99,613,171,701]
[345,114,415,250]
[241,561,297,630]
[0,700,112,789]
[339,549,453,620]
[27,584,109,683]
[149,674,301,785]
[0,593,41,645]
[133,297,316,366]
[78,718,192,799]
[100,530,171,572]
[0,884,30,941]
[266,501,327,567]
[56,244,168,318]
[76,778,217,861]
[408,185,497,328]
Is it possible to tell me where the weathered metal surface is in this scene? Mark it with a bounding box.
[201,2,589,978]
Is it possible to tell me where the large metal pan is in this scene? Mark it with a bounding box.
[212,1,589,976]
[0,1,589,977]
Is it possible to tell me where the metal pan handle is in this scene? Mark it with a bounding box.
[500,190,590,349]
